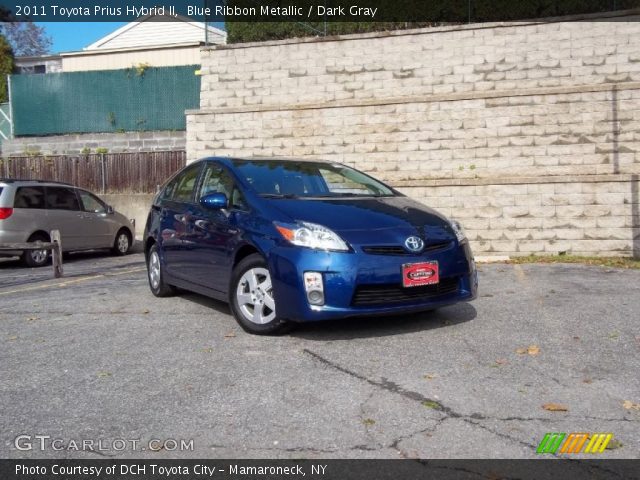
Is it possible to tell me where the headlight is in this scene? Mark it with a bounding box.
[450,220,467,243]
[274,221,349,251]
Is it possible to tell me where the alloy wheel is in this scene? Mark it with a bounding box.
[148,250,161,290]
[236,267,276,324]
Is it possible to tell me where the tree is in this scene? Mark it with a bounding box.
[0,34,14,103]
[0,21,51,56]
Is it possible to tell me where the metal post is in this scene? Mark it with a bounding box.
[7,74,14,139]
[101,153,106,193]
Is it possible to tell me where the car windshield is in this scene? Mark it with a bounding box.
[232,160,395,198]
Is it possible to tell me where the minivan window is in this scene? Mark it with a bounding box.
[78,190,107,213]
[164,164,201,203]
[46,187,80,211]
[14,186,46,209]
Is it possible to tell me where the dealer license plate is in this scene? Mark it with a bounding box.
[402,262,439,287]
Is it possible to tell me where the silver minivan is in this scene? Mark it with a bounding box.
[0,179,135,267]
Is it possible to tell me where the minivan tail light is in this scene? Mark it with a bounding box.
[0,208,13,220]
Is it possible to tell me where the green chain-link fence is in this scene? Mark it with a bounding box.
[10,65,200,136]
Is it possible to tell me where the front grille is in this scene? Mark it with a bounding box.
[352,277,460,306]
[362,241,453,256]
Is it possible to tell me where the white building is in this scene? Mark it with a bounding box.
[15,14,226,73]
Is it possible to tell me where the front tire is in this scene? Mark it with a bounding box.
[147,243,176,297]
[229,254,290,335]
[21,233,50,268]
[112,229,131,256]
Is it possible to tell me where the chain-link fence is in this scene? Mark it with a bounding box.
[10,65,200,136]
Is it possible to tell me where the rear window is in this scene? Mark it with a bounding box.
[14,186,46,209]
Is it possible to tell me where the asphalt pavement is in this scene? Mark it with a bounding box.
[0,249,638,459]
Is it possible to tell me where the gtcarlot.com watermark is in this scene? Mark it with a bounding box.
[14,434,194,452]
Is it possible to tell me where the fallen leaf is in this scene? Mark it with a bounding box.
[142,309,150,314]
[527,345,540,355]
[97,371,112,378]
[422,400,442,410]
[26,316,38,322]
[609,331,619,339]
[583,378,593,384]
[516,345,540,356]
[362,418,375,426]
[622,400,640,411]
[606,439,623,450]
[224,332,236,338]
[201,347,213,353]
[423,374,437,380]
[542,403,568,412]
[7,335,17,341]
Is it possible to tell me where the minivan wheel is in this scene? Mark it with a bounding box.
[21,233,50,268]
[112,229,131,255]
[229,254,290,335]
[147,244,176,297]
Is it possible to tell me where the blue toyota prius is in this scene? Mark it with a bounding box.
[144,157,477,334]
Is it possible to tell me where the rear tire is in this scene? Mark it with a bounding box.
[229,253,290,335]
[146,243,176,297]
[112,229,131,255]
[21,233,50,268]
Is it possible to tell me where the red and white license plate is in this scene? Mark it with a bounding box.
[402,262,439,287]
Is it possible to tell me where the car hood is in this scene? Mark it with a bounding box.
[266,196,455,246]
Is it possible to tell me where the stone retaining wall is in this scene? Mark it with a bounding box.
[187,10,640,256]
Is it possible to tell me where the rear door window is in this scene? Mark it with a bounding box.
[162,164,202,203]
[46,187,80,211]
[14,186,46,209]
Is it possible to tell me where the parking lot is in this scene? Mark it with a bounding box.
[1,249,639,459]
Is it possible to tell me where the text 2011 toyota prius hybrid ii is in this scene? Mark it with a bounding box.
[144,158,477,334]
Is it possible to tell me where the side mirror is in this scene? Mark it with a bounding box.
[200,192,228,210]
[106,205,114,214]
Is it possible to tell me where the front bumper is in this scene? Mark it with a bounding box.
[268,241,478,322]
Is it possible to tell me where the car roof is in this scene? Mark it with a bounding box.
[0,178,74,187]
[198,156,335,167]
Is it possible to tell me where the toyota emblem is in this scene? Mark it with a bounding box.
[404,236,424,253]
